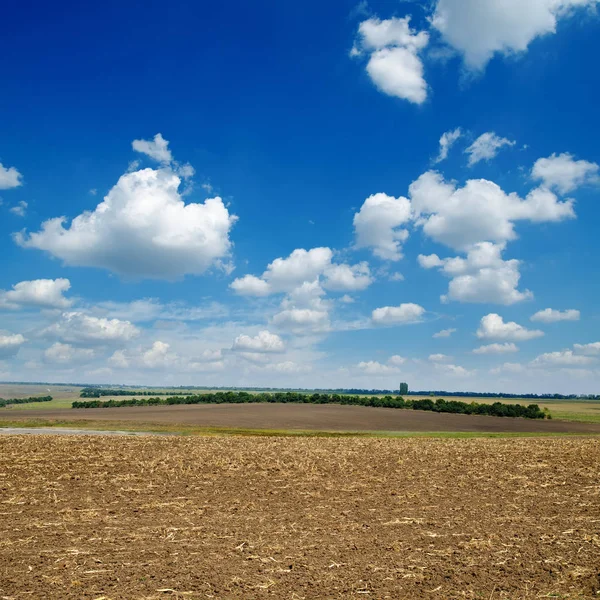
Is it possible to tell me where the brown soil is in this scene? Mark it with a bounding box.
[1,436,599,599]
[8,402,600,433]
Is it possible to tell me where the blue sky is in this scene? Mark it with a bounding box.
[1,0,599,393]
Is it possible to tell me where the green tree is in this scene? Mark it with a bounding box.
[399,382,409,395]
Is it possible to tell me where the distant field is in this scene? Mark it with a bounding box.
[3,403,600,435]
[2,383,600,425]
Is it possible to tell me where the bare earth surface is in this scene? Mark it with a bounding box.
[1,436,599,599]
[5,403,600,433]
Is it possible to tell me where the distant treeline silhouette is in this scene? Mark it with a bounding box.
[0,395,53,408]
[72,391,546,419]
[80,387,195,398]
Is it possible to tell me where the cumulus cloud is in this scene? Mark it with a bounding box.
[531,152,599,194]
[352,16,429,104]
[0,162,23,189]
[353,193,411,260]
[531,308,580,323]
[573,342,600,355]
[434,363,472,377]
[232,330,285,353]
[230,275,271,297]
[388,355,406,366]
[434,127,462,163]
[9,201,28,217]
[0,278,73,310]
[231,247,373,297]
[531,349,596,367]
[490,362,525,375]
[465,132,515,166]
[132,133,173,164]
[433,328,456,338]
[15,137,237,280]
[371,303,425,325]
[43,312,140,345]
[409,171,575,251]
[356,354,405,374]
[323,262,373,292]
[44,342,95,365]
[419,242,532,305]
[476,313,544,341]
[473,342,519,354]
[0,333,26,358]
[110,340,225,373]
[431,0,599,72]
[429,353,449,361]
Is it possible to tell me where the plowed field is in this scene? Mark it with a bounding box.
[1,435,599,599]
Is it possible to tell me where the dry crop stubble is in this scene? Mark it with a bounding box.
[0,435,599,599]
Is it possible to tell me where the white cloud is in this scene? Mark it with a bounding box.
[271,280,332,334]
[44,342,95,365]
[9,201,28,217]
[357,360,399,375]
[0,333,26,358]
[573,342,600,355]
[271,308,330,333]
[323,262,373,291]
[531,308,580,323]
[490,362,525,374]
[389,272,405,281]
[473,342,519,354]
[434,363,472,377]
[476,313,544,341]
[431,0,599,72]
[434,127,462,163]
[0,278,73,310]
[339,294,355,304]
[388,355,406,366]
[531,152,599,194]
[353,193,411,260]
[531,350,596,367]
[419,242,532,305]
[353,17,429,104]
[43,312,140,345]
[16,138,237,280]
[0,163,23,189]
[264,247,333,291]
[433,328,456,338]
[132,133,173,164]
[324,263,373,292]
[141,341,178,369]
[429,353,449,362]
[371,303,425,325]
[231,248,373,297]
[232,330,285,353]
[109,339,225,373]
[230,275,272,297]
[409,171,575,251]
[465,132,515,166]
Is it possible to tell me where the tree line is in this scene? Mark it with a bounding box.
[0,395,53,408]
[72,391,547,419]
[80,388,196,398]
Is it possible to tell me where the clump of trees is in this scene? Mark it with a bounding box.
[72,391,546,419]
[0,395,53,408]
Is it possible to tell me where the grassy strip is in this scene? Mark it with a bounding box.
[1,417,598,438]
